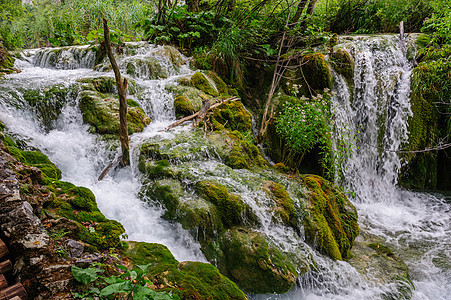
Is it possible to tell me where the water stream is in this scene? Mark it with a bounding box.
[0,38,450,299]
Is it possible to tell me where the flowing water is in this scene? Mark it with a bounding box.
[0,37,450,299]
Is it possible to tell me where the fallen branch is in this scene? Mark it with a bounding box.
[98,156,122,181]
[164,96,239,131]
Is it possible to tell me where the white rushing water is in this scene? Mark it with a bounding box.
[0,38,450,299]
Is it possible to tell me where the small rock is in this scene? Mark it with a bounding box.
[66,239,83,258]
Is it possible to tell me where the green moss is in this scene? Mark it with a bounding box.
[21,84,74,130]
[145,179,182,219]
[154,46,184,67]
[211,228,298,294]
[264,182,298,229]
[44,180,124,250]
[0,44,15,73]
[190,72,219,97]
[302,175,359,260]
[123,241,247,300]
[211,101,252,133]
[6,145,62,182]
[196,180,246,228]
[399,58,451,189]
[174,95,194,117]
[78,83,151,136]
[330,49,355,83]
[300,53,333,96]
[176,198,224,245]
[125,56,168,79]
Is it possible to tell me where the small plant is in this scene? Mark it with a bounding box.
[72,263,177,300]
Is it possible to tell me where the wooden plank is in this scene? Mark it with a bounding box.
[0,261,12,275]
[0,283,28,300]
[0,240,8,259]
[0,275,7,290]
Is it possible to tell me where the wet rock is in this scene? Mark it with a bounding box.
[348,232,414,300]
[67,239,84,258]
[210,227,299,294]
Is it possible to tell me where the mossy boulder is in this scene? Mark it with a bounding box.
[176,197,224,245]
[45,180,124,250]
[174,95,194,118]
[21,84,75,130]
[196,180,247,228]
[302,175,359,260]
[330,48,355,83]
[211,101,252,133]
[348,233,414,300]
[1,132,124,251]
[125,56,168,79]
[210,228,298,294]
[77,78,150,135]
[167,84,209,114]
[4,138,62,182]
[154,45,184,67]
[123,241,248,300]
[144,179,183,219]
[181,72,219,97]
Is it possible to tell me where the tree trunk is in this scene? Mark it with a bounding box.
[103,19,130,166]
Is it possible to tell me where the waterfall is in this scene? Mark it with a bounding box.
[329,35,451,299]
[0,38,450,299]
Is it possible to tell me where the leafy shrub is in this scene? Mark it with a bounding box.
[72,263,177,300]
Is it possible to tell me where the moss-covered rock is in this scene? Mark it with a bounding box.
[45,180,124,250]
[196,180,247,228]
[20,84,75,130]
[330,48,355,83]
[211,228,298,294]
[399,53,451,190]
[183,72,219,97]
[211,101,252,133]
[145,179,183,219]
[167,84,209,113]
[302,175,359,260]
[154,45,184,67]
[174,95,194,118]
[1,130,124,251]
[125,56,168,79]
[176,197,224,245]
[348,233,414,300]
[77,78,150,135]
[123,241,248,300]
[299,53,333,95]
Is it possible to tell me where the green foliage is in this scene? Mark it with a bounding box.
[72,263,176,300]
[315,0,434,34]
[275,93,331,160]
[2,0,149,49]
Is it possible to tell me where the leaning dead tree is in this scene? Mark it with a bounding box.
[103,18,130,167]
[98,19,130,181]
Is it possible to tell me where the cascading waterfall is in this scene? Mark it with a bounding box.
[0,37,449,299]
[329,35,451,299]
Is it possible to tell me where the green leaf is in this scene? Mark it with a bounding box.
[71,266,103,285]
[104,275,124,284]
[100,281,133,296]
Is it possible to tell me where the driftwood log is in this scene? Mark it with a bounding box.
[0,275,7,290]
[164,96,239,131]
